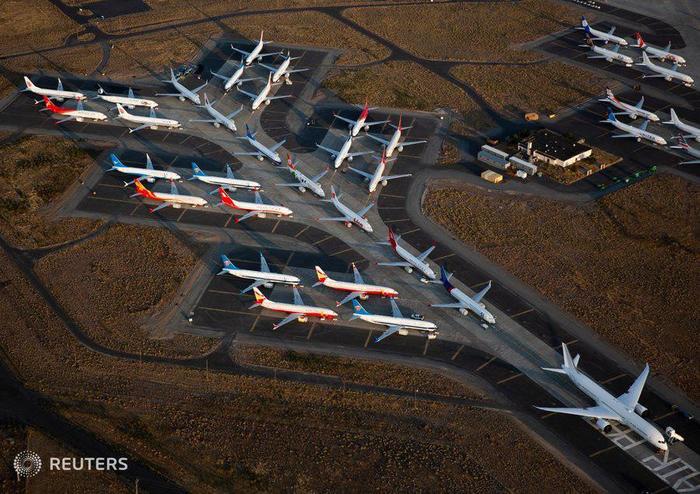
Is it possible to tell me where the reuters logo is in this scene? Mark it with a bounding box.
[14,451,42,478]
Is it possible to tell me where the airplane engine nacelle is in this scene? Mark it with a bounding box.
[263,282,273,289]
[364,125,370,132]
[128,105,135,110]
[179,96,186,102]
[634,404,648,417]
[630,114,637,120]
[595,418,612,434]
[381,179,388,186]
[404,266,413,274]
[348,123,353,130]
[257,155,265,162]
[147,177,156,183]
[359,293,369,300]
[427,333,437,340]
[398,145,404,153]
[298,186,306,193]
[345,221,352,228]
[459,308,469,316]
[265,99,271,106]
[398,329,409,336]
[348,155,354,162]
[297,315,308,323]
[214,122,221,128]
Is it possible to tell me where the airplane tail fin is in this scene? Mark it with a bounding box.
[133,180,155,199]
[634,32,646,48]
[314,266,328,284]
[439,265,454,290]
[252,287,266,306]
[543,342,578,374]
[116,103,127,116]
[286,153,296,170]
[387,227,398,249]
[191,162,205,177]
[664,108,680,125]
[605,106,617,122]
[351,299,370,318]
[23,76,36,90]
[220,254,237,271]
[109,153,124,170]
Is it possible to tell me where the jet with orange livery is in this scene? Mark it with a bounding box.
[131,180,208,213]
[313,264,398,306]
[250,286,338,330]
[216,187,293,222]
[39,95,108,124]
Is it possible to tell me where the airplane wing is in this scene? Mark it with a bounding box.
[254,191,263,204]
[189,118,217,123]
[347,150,374,159]
[357,203,373,217]
[431,302,465,309]
[170,181,179,195]
[587,55,608,59]
[192,81,208,93]
[270,139,287,152]
[472,281,492,303]
[534,405,621,421]
[399,139,427,147]
[378,261,411,267]
[55,115,77,124]
[680,159,700,164]
[210,71,229,81]
[639,120,649,132]
[348,167,373,180]
[292,287,304,306]
[259,253,270,273]
[642,74,667,78]
[608,26,616,35]
[258,63,276,72]
[351,264,364,285]
[617,364,649,408]
[231,46,252,57]
[333,114,356,125]
[240,279,265,294]
[285,68,309,74]
[635,96,645,109]
[227,106,244,119]
[145,154,154,170]
[381,173,412,182]
[310,169,329,183]
[149,202,172,213]
[276,182,305,188]
[273,313,304,330]
[236,87,258,100]
[389,299,403,319]
[365,119,390,127]
[236,210,264,222]
[258,51,282,59]
[417,245,436,262]
[366,134,390,146]
[154,92,183,97]
[611,133,637,139]
[232,151,263,157]
[318,216,350,222]
[337,291,363,306]
[128,124,150,133]
[123,175,152,187]
[374,325,401,343]
[316,143,339,155]
[266,94,293,101]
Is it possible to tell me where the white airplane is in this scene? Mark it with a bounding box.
[349,147,412,193]
[39,96,107,124]
[637,52,694,87]
[232,31,279,66]
[535,343,668,452]
[577,16,628,46]
[108,153,180,186]
[276,154,326,198]
[600,107,667,145]
[237,73,292,111]
[334,99,389,137]
[351,299,438,344]
[259,51,308,84]
[314,264,398,306]
[23,76,85,101]
[218,253,300,293]
[316,135,373,169]
[217,187,292,223]
[663,109,700,142]
[319,186,373,233]
[580,39,633,67]
[670,135,700,164]
[378,228,436,281]
[131,180,208,213]
[115,103,181,133]
[95,85,157,109]
[599,88,659,121]
[250,287,338,330]
[189,94,243,132]
[210,56,261,91]
[431,266,495,325]
[189,162,261,192]
[233,124,285,163]
[366,115,426,158]
[633,32,686,65]
[156,68,207,104]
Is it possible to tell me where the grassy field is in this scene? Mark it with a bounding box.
[2,44,103,79]
[0,1,78,55]
[0,135,101,249]
[423,175,700,401]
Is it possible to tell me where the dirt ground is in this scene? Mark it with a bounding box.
[35,223,216,358]
[0,135,101,249]
[0,1,79,55]
[3,44,104,79]
[423,175,699,401]
[232,344,484,399]
[0,247,595,493]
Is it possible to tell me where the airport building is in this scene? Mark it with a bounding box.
[518,129,592,167]
[509,156,538,176]
[478,145,510,170]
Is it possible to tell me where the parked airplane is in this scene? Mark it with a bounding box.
[378,228,436,281]
[637,52,694,87]
[115,103,181,133]
[232,31,279,66]
[577,16,628,46]
[316,135,373,169]
[250,286,338,330]
[670,135,700,164]
[580,38,633,66]
[189,163,261,192]
[39,96,107,124]
[217,187,292,222]
[237,73,291,111]
[319,186,373,233]
[601,107,667,145]
[351,299,438,343]
[349,147,412,193]
[633,33,686,65]
[218,253,300,293]
[156,68,207,104]
[314,265,398,306]
[131,180,208,213]
[259,51,308,84]
[536,343,668,452]
[366,115,426,158]
[431,266,495,324]
[663,109,700,141]
[334,99,389,137]
[233,124,285,163]
[599,88,659,121]
[189,94,243,132]
[108,153,180,186]
[95,85,157,109]
[211,56,261,91]
[276,154,326,197]
[23,76,85,101]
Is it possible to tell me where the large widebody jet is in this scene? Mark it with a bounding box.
[237,73,291,111]
[637,52,694,87]
[601,107,667,145]
[40,96,107,124]
[250,286,338,330]
[670,135,700,164]
[580,39,633,66]
[217,187,292,223]
[211,56,261,91]
[189,163,261,192]
[378,228,436,281]
[232,31,279,66]
[156,68,207,104]
[334,99,389,137]
[349,147,412,193]
[233,125,285,163]
[536,343,669,452]
[577,16,628,46]
[351,299,438,343]
[431,266,495,325]
[663,109,700,142]
[108,153,180,186]
[314,264,398,306]
[96,85,157,109]
[24,76,85,101]
[633,33,686,65]
[189,94,243,132]
[131,180,208,213]
[259,51,308,84]
[218,253,300,294]
[316,135,373,169]
[319,186,373,233]
[366,115,426,158]
[115,103,181,133]
[276,154,326,198]
[600,88,659,121]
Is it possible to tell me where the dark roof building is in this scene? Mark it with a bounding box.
[519,129,592,167]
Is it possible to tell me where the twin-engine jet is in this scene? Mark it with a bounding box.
[314,264,398,306]
[351,299,438,343]
[319,186,373,233]
[237,73,291,111]
[24,76,85,101]
[577,16,628,46]
[580,39,633,66]
[189,163,261,192]
[276,154,327,197]
[637,52,694,87]
[601,107,667,145]
[131,180,208,213]
[217,187,293,222]
[250,287,338,330]
[232,31,279,66]
[108,153,180,186]
[366,115,426,157]
[334,99,389,137]
[40,96,107,124]
[349,147,412,193]
[599,88,659,121]
[95,85,158,109]
[259,51,308,84]
[211,56,261,91]
[233,125,285,163]
[670,135,700,164]
[378,228,436,281]
[156,68,207,104]
[115,103,181,133]
[218,253,300,294]
[633,33,686,65]
[663,109,700,141]
[316,135,373,169]
[189,94,243,132]
[431,266,495,325]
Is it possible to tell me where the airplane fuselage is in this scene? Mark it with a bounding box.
[667,114,700,141]
[385,130,402,157]
[271,58,291,83]
[204,104,237,132]
[355,313,437,334]
[609,120,667,145]
[367,160,387,192]
[588,26,628,46]
[331,198,372,232]
[606,98,659,121]
[194,175,260,190]
[99,94,157,108]
[260,299,338,320]
[172,78,201,104]
[246,41,265,65]
[224,66,246,91]
[592,46,633,66]
[26,82,85,101]
[148,192,208,207]
[224,199,292,217]
[119,110,181,130]
[251,82,273,110]
[447,287,496,324]
[395,244,436,280]
[221,268,299,286]
[322,278,397,298]
[644,62,694,86]
[641,45,686,65]
[246,136,281,163]
[334,137,354,168]
[291,170,325,197]
[114,166,180,181]
[57,110,107,122]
